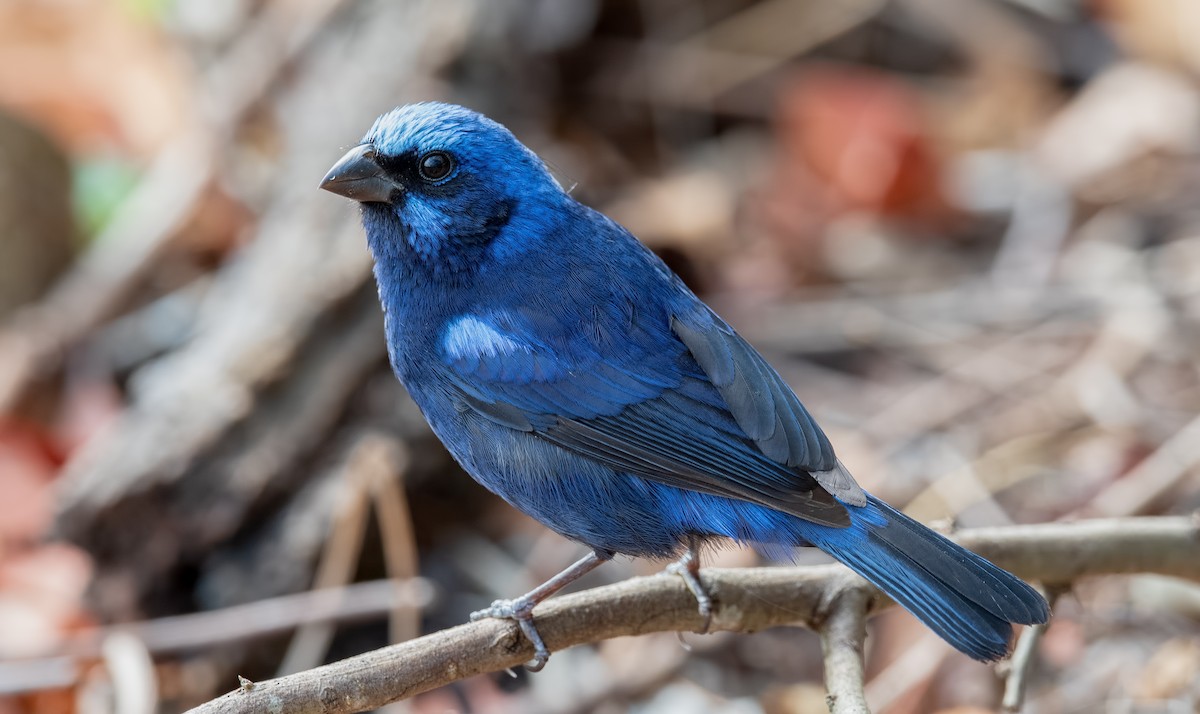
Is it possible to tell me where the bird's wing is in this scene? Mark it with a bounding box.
[440,304,861,528]
[669,304,866,508]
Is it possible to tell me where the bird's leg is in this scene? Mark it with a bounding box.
[471,548,612,671]
[665,536,712,633]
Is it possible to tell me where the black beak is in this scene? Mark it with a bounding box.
[319,144,401,203]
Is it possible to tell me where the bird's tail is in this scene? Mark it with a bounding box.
[802,495,1049,661]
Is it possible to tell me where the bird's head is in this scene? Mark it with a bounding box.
[320,102,563,273]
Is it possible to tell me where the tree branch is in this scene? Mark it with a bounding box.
[186,516,1199,714]
[1000,586,1060,713]
[819,583,872,714]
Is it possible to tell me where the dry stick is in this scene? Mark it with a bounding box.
[999,624,1045,713]
[367,438,422,645]
[904,302,1162,524]
[1000,588,1060,713]
[1077,411,1200,518]
[0,579,435,696]
[861,319,1083,445]
[903,432,1059,526]
[187,516,1199,714]
[605,0,885,114]
[819,584,872,714]
[99,631,158,714]
[276,437,387,677]
[743,283,1098,357]
[95,580,433,657]
[365,440,419,714]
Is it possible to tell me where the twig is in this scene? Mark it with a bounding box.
[819,584,872,714]
[1000,588,1061,713]
[0,579,435,696]
[88,579,433,657]
[740,282,1099,356]
[367,438,421,644]
[99,632,158,714]
[593,0,885,113]
[185,516,1199,714]
[999,624,1045,713]
[276,437,380,676]
[0,657,76,696]
[1076,411,1200,518]
[861,320,1080,445]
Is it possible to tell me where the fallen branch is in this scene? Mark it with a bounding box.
[185,515,1199,714]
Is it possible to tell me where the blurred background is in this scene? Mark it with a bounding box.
[1,0,1199,712]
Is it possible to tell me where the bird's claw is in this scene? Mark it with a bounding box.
[470,595,534,621]
[666,555,713,633]
[470,597,551,671]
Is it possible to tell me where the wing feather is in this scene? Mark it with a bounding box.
[442,303,864,527]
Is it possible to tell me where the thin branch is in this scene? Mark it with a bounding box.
[101,632,158,714]
[0,579,434,696]
[185,516,1199,714]
[77,579,434,660]
[999,622,1046,713]
[277,435,382,677]
[367,438,422,645]
[1001,588,1061,713]
[1076,411,1200,518]
[819,583,872,714]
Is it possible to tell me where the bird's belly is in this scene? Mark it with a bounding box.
[420,403,687,557]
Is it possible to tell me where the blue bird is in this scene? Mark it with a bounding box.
[320,102,1049,671]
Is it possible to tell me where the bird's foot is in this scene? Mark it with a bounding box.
[665,545,712,633]
[471,596,551,671]
[469,550,612,672]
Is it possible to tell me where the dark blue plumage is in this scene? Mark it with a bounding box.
[320,102,1049,667]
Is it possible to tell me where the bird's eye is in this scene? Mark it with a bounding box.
[418,151,454,182]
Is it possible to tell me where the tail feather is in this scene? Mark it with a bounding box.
[805,495,1049,661]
